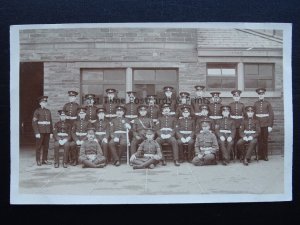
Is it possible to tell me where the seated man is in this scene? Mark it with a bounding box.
[79,126,106,168]
[53,110,71,168]
[130,129,162,169]
[192,120,219,166]
[236,106,260,166]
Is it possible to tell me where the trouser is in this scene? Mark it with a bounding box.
[109,134,127,162]
[218,134,234,162]
[233,127,241,159]
[156,137,179,161]
[177,135,194,161]
[131,158,158,169]
[130,136,145,155]
[237,138,258,160]
[80,156,106,168]
[70,136,85,164]
[54,141,70,164]
[96,135,109,161]
[258,127,269,159]
[192,153,216,166]
[35,133,50,162]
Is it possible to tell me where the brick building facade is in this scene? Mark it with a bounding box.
[19,27,283,154]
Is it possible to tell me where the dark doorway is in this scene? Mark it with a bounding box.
[20,62,43,147]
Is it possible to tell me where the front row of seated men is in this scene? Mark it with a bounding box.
[51,102,259,169]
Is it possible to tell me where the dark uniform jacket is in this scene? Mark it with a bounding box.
[239,117,261,138]
[125,102,139,118]
[253,100,274,127]
[194,132,219,155]
[85,105,98,122]
[215,117,236,139]
[176,117,195,139]
[147,104,160,120]
[103,98,120,117]
[229,101,245,128]
[32,107,53,134]
[156,115,177,137]
[71,119,90,141]
[94,119,110,140]
[109,117,130,139]
[53,120,71,141]
[208,102,222,119]
[63,102,79,120]
[132,116,152,137]
[192,97,210,115]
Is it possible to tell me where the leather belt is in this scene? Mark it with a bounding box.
[96,132,106,135]
[209,116,222,119]
[114,130,126,134]
[57,133,68,136]
[179,131,192,134]
[220,129,231,134]
[256,114,269,117]
[231,115,243,119]
[76,132,87,136]
[244,130,256,134]
[38,121,50,125]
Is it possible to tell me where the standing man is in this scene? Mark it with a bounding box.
[109,105,131,166]
[229,90,245,160]
[176,105,195,163]
[63,90,79,126]
[237,106,261,165]
[155,103,180,166]
[215,105,236,165]
[130,105,152,156]
[84,94,98,124]
[70,106,89,166]
[175,92,194,118]
[103,88,119,121]
[32,96,53,166]
[208,92,223,122]
[146,94,160,127]
[254,88,274,161]
[192,85,210,118]
[125,91,139,120]
[94,106,110,164]
[192,120,219,166]
[160,86,177,116]
[53,110,71,168]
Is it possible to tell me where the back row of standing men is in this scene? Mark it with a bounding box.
[32,85,274,169]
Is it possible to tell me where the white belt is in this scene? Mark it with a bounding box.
[161,128,172,131]
[96,132,106,135]
[256,114,269,118]
[38,121,50,125]
[125,115,138,118]
[231,115,243,119]
[57,133,68,136]
[209,116,222,119]
[114,130,126,134]
[194,113,202,116]
[66,116,77,119]
[244,130,256,134]
[179,131,192,134]
[169,112,176,115]
[76,132,87,136]
[105,114,117,118]
[220,130,231,134]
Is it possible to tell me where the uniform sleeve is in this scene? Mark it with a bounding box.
[53,123,59,141]
[96,141,104,156]
[268,101,274,127]
[211,134,219,153]
[135,142,144,157]
[194,136,200,155]
[79,142,87,160]
[32,109,39,135]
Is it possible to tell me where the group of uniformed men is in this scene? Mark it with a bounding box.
[32,85,274,169]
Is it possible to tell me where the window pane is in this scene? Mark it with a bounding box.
[222,79,236,88]
[245,64,258,75]
[258,79,273,88]
[81,84,103,104]
[207,78,222,88]
[134,84,156,100]
[207,68,222,76]
[245,79,258,89]
[134,70,155,80]
[104,69,126,81]
[156,70,177,81]
[259,64,273,78]
[222,68,236,76]
[82,69,104,81]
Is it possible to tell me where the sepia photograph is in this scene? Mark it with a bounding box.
[10,22,293,204]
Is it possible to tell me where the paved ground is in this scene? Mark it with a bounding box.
[18,146,284,195]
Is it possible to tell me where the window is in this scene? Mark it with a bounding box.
[206,63,237,91]
[244,63,274,91]
[81,69,126,105]
[133,69,178,98]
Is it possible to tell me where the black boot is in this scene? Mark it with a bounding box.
[174,160,180,166]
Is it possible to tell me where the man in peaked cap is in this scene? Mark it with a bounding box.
[69,106,90,166]
[32,96,53,166]
[215,105,236,165]
[155,103,180,166]
[192,120,219,166]
[84,94,98,123]
[195,104,215,133]
[229,90,245,160]
[159,86,177,116]
[176,105,195,163]
[237,106,261,166]
[79,125,106,168]
[53,110,71,168]
[103,88,119,120]
[130,104,153,159]
[130,129,162,169]
[176,92,194,118]
[63,90,79,126]
[192,85,210,117]
[253,88,274,161]
[208,92,223,121]
[146,95,160,126]
[94,106,110,164]
[109,105,131,166]
[125,91,139,120]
